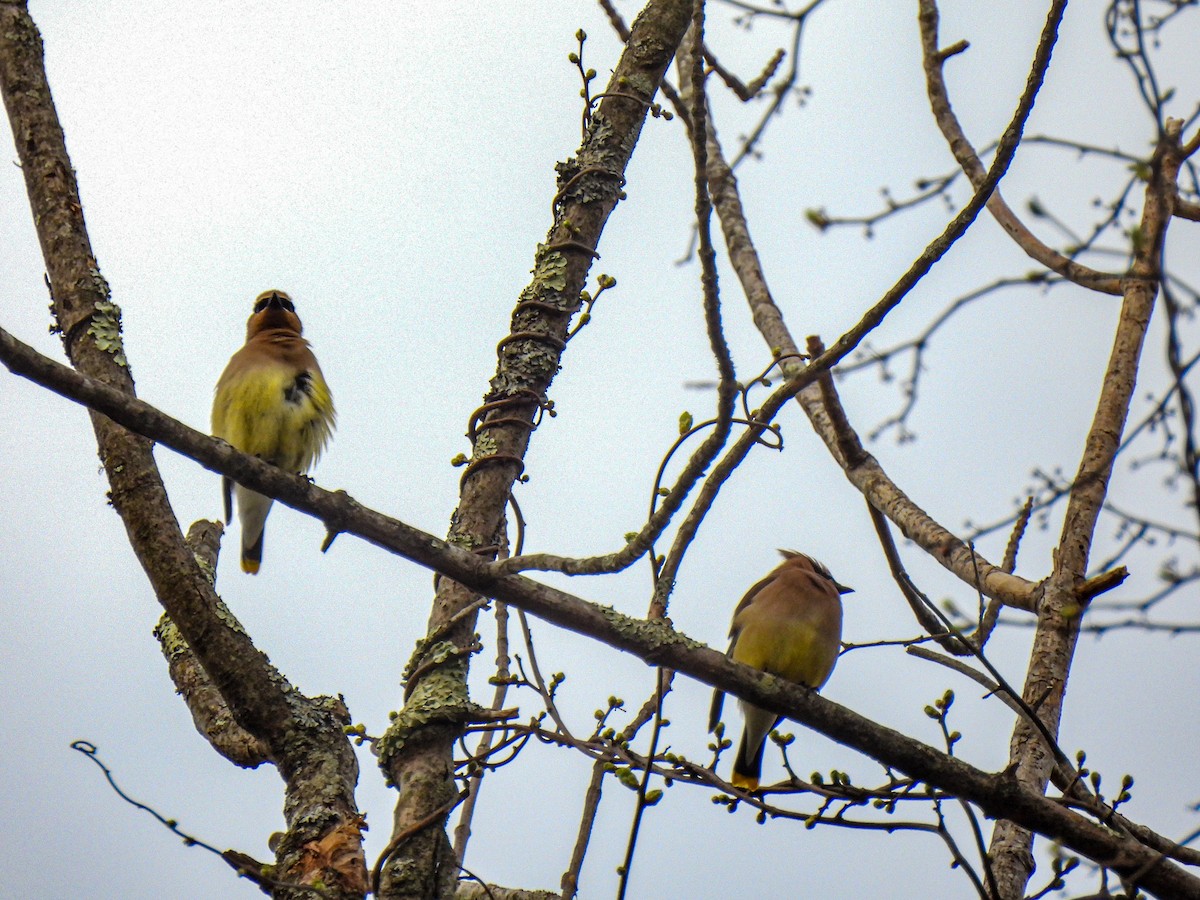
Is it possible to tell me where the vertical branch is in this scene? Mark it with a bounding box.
[1161,282,1200,532]
[451,601,511,864]
[559,761,607,899]
[373,2,695,897]
[650,0,739,617]
[972,500,1034,650]
[986,120,1187,900]
[454,498,523,865]
[0,7,367,898]
[618,7,741,892]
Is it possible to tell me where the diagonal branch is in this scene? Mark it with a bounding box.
[697,0,1060,610]
[4,325,1199,897]
[918,0,1124,295]
[372,2,698,896]
[986,114,1190,900]
[154,520,271,770]
[0,5,365,896]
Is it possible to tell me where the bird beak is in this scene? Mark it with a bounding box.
[265,292,286,310]
[836,583,854,595]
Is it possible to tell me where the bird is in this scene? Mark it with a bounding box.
[211,289,335,574]
[708,550,851,791]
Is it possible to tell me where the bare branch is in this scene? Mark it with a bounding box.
[153,520,271,770]
[0,7,366,895]
[4,325,1200,896]
[701,0,1061,610]
[918,0,1124,294]
[987,96,1189,898]
[376,2,698,894]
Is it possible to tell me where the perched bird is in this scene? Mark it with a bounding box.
[708,550,851,791]
[211,290,335,574]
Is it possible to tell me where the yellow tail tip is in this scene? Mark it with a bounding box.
[730,773,760,792]
[241,558,260,575]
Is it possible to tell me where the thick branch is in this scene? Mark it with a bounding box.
[0,6,364,896]
[374,2,697,897]
[986,116,1185,900]
[154,520,271,769]
[4,330,1199,897]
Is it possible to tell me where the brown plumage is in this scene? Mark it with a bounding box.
[211,290,335,574]
[708,550,851,791]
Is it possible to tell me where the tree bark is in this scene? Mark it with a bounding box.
[5,321,1200,898]
[372,2,695,897]
[986,119,1183,900]
[0,5,366,896]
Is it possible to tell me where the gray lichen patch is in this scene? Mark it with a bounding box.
[401,639,464,685]
[377,658,484,773]
[596,604,704,652]
[621,72,657,98]
[528,248,569,293]
[212,599,250,637]
[87,298,127,367]
[191,550,217,585]
[153,614,188,659]
[472,432,500,461]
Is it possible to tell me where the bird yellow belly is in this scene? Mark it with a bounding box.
[212,367,332,473]
[732,618,838,690]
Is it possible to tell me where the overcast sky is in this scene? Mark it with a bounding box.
[2,2,1198,898]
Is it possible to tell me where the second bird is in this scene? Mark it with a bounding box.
[212,290,335,574]
[709,550,852,791]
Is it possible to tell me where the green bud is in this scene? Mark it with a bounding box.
[805,208,830,230]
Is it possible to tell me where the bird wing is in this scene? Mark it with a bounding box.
[707,636,739,733]
[222,476,233,524]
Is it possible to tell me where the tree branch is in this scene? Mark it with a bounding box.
[986,107,1188,900]
[154,520,271,770]
[918,0,1125,294]
[0,6,365,896]
[3,325,1199,897]
[698,24,1044,611]
[373,2,697,896]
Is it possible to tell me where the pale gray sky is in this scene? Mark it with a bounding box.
[2,2,1198,898]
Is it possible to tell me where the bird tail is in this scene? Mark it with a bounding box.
[708,689,726,734]
[222,476,233,524]
[731,704,781,791]
[709,637,740,733]
[235,486,273,575]
[730,744,765,791]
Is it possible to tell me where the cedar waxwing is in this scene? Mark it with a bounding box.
[211,290,335,574]
[708,550,851,791]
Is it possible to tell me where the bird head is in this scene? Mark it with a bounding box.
[777,548,854,595]
[246,289,303,338]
